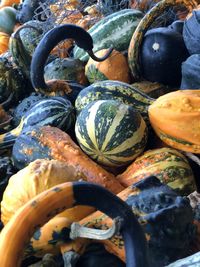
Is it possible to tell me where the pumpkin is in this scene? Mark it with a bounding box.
[148,90,200,153]
[128,0,197,81]
[117,147,196,195]
[0,96,75,150]
[85,49,131,84]
[30,24,113,94]
[139,26,189,86]
[12,125,124,193]
[180,54,200,89]
[77,176,196,266]
[0,32,9,54]
[75,100,148,168]
[0,181,148,267]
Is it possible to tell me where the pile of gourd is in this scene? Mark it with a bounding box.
[1,0,200,266]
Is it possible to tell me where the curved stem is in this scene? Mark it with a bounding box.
[86,46,113,62]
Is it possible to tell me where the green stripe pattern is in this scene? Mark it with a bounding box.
[75,80,154,125]
[73,9,144,62]
[75,100,148,167]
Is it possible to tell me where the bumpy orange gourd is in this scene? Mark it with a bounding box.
[148,90,200,153]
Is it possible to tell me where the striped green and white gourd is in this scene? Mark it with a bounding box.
[0,97,75,149]
[75,100,148,168]
[73,8,144,62]
[75,80,154,126]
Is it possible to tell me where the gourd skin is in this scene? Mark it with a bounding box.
[12,126,124,193]
[0,182,149,267]
[117,147,196,195]
[140,27,189,86]
[75,100,148,168]
[148,90,200,153]
[79,176,196,266]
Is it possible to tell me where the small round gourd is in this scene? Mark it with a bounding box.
[75,100,148,168]
[85,49,131,84]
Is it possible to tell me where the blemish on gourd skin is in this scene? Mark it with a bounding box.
[30,200,37,207]
[52,186,62,192]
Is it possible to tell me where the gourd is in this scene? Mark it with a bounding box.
[1,159,95,256]
[78,176,196,266]
[128,0,198,81]
[117,147,196,195]
[0,56,29,105]
[148,90,200,153]
[0,6,17,34]
[73,8,144,62]
[75,100,148,168]
[44,58,87,86]
[12,125,124,193]
[0,0,20,8]
[0,32,10,55]
[9,20,46,79]
[75,80,154,126]
[85,49,131,84]
[0,181,149,267]
[30,24,113,94]
[139,26,189,86]
[166,251,200,266]
[0,96,75,149]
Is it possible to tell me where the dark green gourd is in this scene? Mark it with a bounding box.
[0,97,75,150]
[140,26,189,86]
[30,24,113,94]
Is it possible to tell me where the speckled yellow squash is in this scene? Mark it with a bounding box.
[117,147,196,195]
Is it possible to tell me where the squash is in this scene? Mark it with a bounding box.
[75,80,154,126]
[128,0,198,80]
[85,49,131,84]
[166,251,200,266]
[0,32,9,55]
[180,54,200,89]
[117,147,196,195]
[12,125,124,193]
[0,181,149,267]
[9,20,46,79]
[78,176,196,266]
[30,24,113,94]
[0,6,17,34]
[44,58,87,86]
[139,26,189,86]
[148,90,200,153]
[73,9,144,62]
[75,100,148,168]
[0,96,75,149]
[1,159,94,256]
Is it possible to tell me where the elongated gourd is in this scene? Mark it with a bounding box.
[30,24,113,94]
[12,125,124,193]
[0,182,149,267]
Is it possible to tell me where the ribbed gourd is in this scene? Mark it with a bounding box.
[75,100,148,168]
[75,80,154,126]
[117,147,196,195]
[0,97,75,149]
[148,90,200,153]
